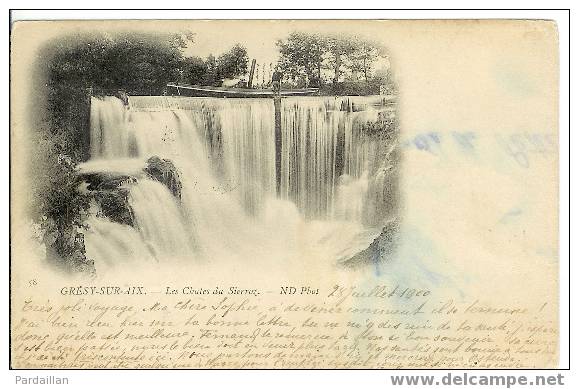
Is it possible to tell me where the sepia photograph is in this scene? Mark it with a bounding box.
[9,14,565,374]
[25,25,399,276]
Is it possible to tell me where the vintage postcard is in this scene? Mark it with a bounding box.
[10,19,559,369]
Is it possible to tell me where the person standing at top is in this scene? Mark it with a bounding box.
[271,67,282,94]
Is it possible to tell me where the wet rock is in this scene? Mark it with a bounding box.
[78,171,136,227]
[339,219,399,269]
[81,172,137,191]
[92,188,134,226]
[143,156,182,199]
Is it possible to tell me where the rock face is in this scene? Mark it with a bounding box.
[143,156,182,199]
[339,219,400,269]
[83,172,136,191]
[41,215,95,274]
[77,156,183,231]
[80,172,137,227]
[92,189,134,226]
[61,156,183,273]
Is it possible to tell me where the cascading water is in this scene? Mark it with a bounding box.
[81,94,397,273]
[280,97,388,221]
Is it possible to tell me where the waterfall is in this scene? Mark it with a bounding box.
[82,95,396,270]
[128,179,196,258]
[280,97,385,220]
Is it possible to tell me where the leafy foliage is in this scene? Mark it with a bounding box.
[42,31,189,96]
[202,54,220,86]
[277,32,326,86]
[29,129,93,272]
[216,44,249,80]
[276,31,392,91]
[31,31,195,273]
[182,56,208,85]
[181,44,249,86]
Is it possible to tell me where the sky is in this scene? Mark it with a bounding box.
[183,25,282,66]
[181,20,392,73]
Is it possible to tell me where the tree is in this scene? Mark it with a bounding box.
[372,67,397,95]
[323,34,360,85]
[216,44,249,80]
[346,38,384,83]
[203,54,219,86]
[277,32,326,87]
[182,56,208,85]
[42,31,190,98]
[276,31,388,89]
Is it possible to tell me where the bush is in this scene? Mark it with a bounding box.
[318,81,381,96]
[29,134,93,272]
